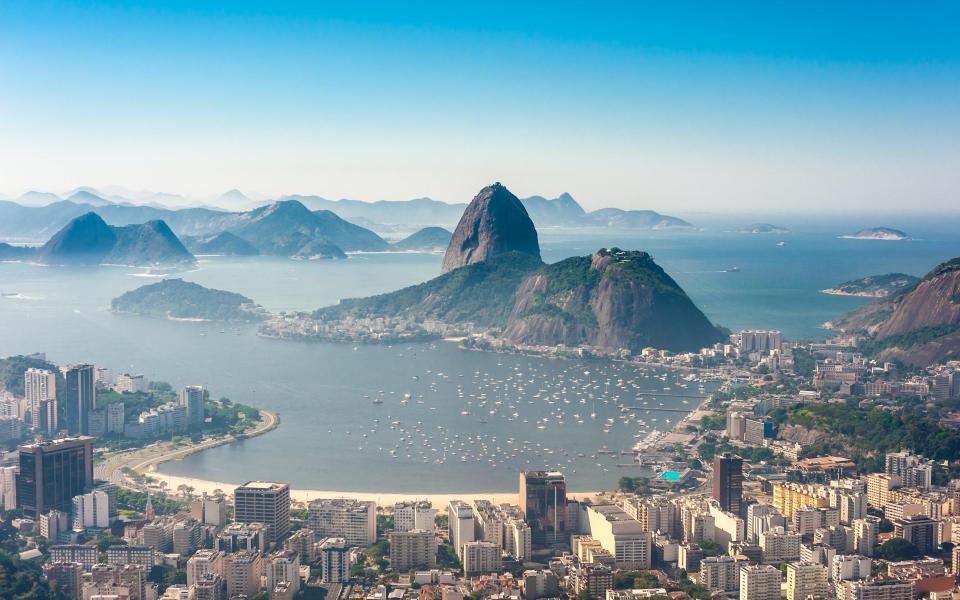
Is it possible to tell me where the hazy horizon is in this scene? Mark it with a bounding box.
[2,2,958,212]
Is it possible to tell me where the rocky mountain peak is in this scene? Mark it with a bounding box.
[441,183,541,273]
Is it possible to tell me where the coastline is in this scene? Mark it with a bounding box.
[127,409,600,505]
[147,471,599,506]
[820,288,890,298]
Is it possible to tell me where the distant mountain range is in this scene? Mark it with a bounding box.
[0,197,396,264]
[313,183,723,353]
[230,200,389,257]
[0,187,695,241]
[0,212,196,267]
[391,227,452,251]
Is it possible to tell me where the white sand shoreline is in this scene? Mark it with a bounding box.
[147,471,597,506]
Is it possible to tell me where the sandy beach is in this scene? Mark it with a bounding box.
[147,470,599,507]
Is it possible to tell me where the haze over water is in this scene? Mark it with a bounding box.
[1,218,958,492]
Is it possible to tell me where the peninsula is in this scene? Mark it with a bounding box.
[821,273,919,298]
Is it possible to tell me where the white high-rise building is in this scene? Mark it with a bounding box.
[267,550,300,597]
[0,465,16,511]
[738,330,783,354]
[885,451,933,491]
[747,504,786,543]
[186,549,224,587]
[115,373,148,394]
[462,540,501,575]
[224,550,263,599]
[447,500,475,559]
[308,498,376,546]
[699,555,743,594]
[853,517,879,557]
[740,565,781,600]
[95,368,113,387]
[389,529,436,571]
[24,368,57,432]
[40,510,69,541]
[832,554,872,582]
[506,518,532,561]
[583,504,652,569]
[838,579,914,600]
[395,501,436,532]
[759,526,801,564]
[72,490,110,530]
[786,562,829,600]
[319,537,353,583]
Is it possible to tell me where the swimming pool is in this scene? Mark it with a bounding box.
[658,470,683,481]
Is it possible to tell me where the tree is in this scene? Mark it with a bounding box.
[879,538,920,561]
[0,550,69,600]
[700,539,722,557]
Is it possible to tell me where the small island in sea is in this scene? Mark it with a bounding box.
[821,273,919,298]
[736,223,790,234]
[111,278,268,322]
[839,227,908,241]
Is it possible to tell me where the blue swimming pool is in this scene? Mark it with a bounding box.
[658,470,683,481]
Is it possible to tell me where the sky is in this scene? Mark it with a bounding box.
[1,1,958,212]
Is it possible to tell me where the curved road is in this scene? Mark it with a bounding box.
[95,409,278,490]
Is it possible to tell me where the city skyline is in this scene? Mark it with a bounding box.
[2,2,959,212]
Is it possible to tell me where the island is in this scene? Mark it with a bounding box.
[839,227,908,241]
[821,273,918,298]
[260,183,725,355]
[736,223,790,234]
[111,278,268,322]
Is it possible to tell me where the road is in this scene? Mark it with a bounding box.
[94,409,278,491]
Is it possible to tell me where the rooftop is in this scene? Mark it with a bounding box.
[237,481,288,491]
[588,504,646,535]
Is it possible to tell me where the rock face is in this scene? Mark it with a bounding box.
[503,248,724,352]
[876,260,960,338]
[831,257,960,366]
[36,212,195,267]
[317,246,723,354]
[317,251,543,327]
[441,183,541,274]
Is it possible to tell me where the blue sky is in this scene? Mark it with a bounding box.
[1,1,958,211]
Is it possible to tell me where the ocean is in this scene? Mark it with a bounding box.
[1,215,958,492]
